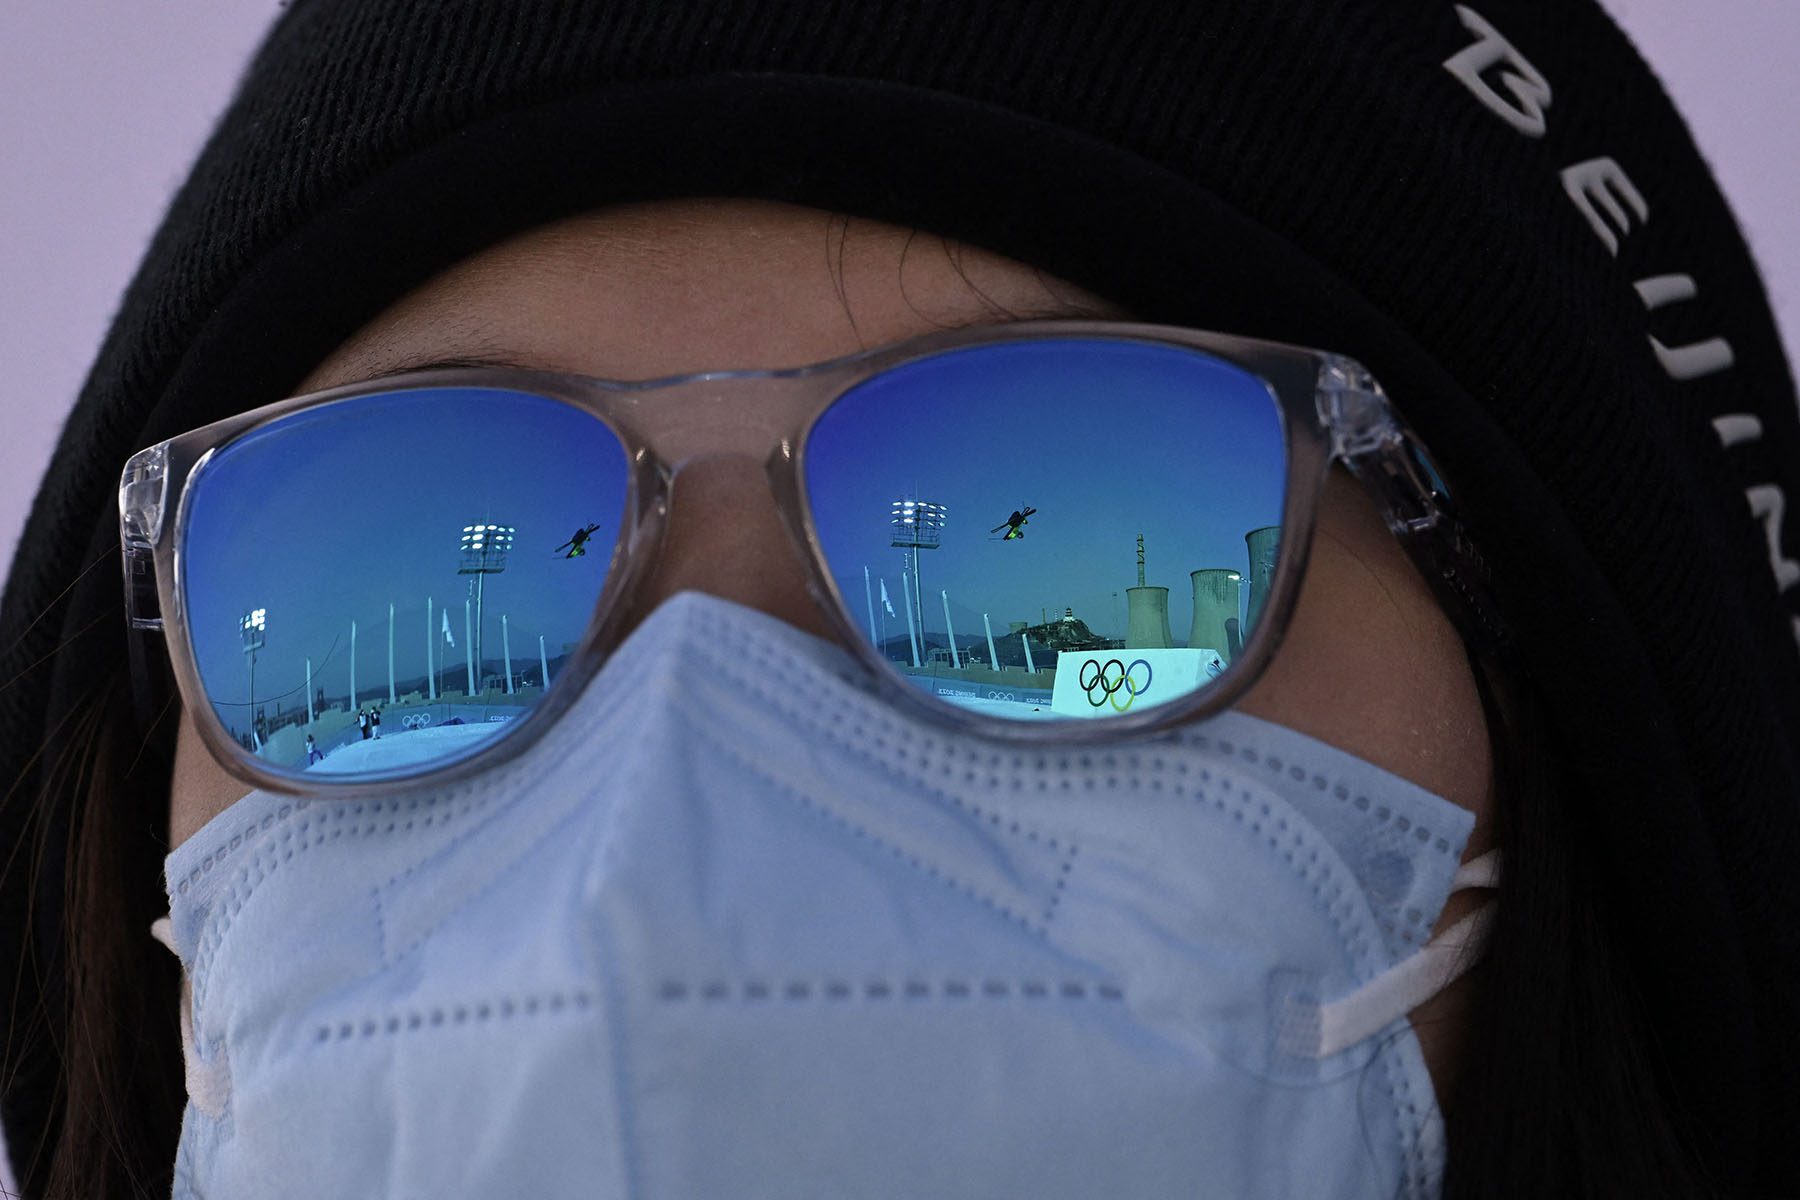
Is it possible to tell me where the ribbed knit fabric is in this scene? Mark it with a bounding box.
[2,1,1796,1193]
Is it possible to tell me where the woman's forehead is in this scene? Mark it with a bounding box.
[300,198,1126,392]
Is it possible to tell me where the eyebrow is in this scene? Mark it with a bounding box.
[348,351,550,385]
[334,300,1120,389]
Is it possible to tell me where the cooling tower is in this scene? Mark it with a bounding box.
[1243,525,1282,636]
[1187,569,1243,662]
[1125,585,1173,649]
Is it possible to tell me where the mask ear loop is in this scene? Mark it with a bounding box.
[149,917,231,1118]
[1301,850,1502,1059]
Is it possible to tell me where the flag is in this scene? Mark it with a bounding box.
[879,578,896,617]
[441,608,455,647]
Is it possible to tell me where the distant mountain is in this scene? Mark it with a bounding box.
[874,618,1117,671]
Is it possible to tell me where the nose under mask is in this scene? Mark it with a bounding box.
[157,591,1494,1200]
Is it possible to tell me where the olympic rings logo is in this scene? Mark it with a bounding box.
[401,713,433,730]
[1079,657,1153,711]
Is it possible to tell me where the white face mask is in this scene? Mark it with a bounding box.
[156,591,1495,1199]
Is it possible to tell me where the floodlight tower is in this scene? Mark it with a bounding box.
[458,523,515,694]
[889,498,946,643]
[240,608,266,745]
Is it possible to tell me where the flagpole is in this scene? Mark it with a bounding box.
[502,614,514,695]
[862,566,878,644]
[426,596,436,700]
[387,602,396,704]
[941,590,961,669]
[879,577,895,661]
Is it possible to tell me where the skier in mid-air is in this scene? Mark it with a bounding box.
[990,506,1037,540]
[553,523,603,558]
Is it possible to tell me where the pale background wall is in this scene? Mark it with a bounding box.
[0,2,1796,573]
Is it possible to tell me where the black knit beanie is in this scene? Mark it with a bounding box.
[3,0,1796,1192]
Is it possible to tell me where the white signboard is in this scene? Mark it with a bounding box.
[1049,648,1226,719]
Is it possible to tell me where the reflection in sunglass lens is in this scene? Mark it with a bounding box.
[804,340,1287,722]
[180,387,628,780]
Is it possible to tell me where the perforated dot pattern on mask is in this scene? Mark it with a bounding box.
[680,605,1384,986]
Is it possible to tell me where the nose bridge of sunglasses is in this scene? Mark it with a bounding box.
[608,375,817,470]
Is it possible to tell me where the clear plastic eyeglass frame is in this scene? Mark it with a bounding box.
[119,320,1504,798]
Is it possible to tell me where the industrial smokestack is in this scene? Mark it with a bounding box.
[1127,532,1170,648]
[1125,586,1172,649]
[1243,526,1282,636]
[1187,569,1243,661]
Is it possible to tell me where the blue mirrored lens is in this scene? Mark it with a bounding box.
[181,387,628,778]
[805,339,1287,722]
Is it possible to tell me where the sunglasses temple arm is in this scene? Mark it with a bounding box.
[1332,431,1510,654]
[118,439,177,738]
[123,624,174,741]
[1316,358,1511,654]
